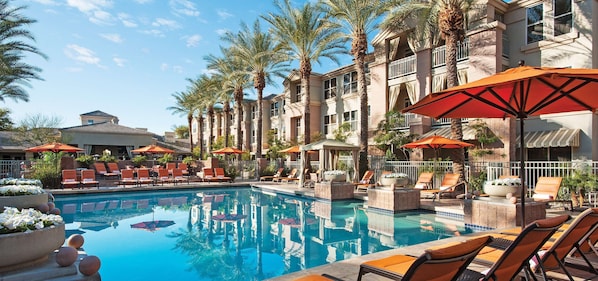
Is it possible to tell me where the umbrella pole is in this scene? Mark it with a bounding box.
[519,118,526,229]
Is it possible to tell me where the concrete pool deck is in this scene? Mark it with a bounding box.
[44,179,598,281]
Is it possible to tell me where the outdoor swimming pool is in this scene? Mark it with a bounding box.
[53,188,475,280]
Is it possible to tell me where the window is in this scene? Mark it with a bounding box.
[526,4,544,44]
[324,114,337,135]
[554,0,572,36]
[251,130,256,144]
[293,85,302,103]
[270,102,279,117]
[324,78,337,99]
[343,110,358,130]
[87,120,94,125]
[272,128,279,140]
[343,72,358,95]
[251,105,257,119]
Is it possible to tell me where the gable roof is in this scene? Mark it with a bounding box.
[80,110,116,118]
[60,122,153,135]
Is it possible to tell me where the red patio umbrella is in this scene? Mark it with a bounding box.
[402,135,474,150]
[403,66,598,227]
[25,142,83,153]
[131,144,175,154]
[212,213,247,222]
[130,220,175,232]
[212,147,244,155]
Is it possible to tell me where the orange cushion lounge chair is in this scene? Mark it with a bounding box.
[357,235,493,281]
[355,170,375,191]
[156,168,173,185]
[172,168,188,185]
[293,274,342,281]
[260,168,284,181]
[61,169,80,189]
[136,168,154,186]
[80,169,99,188]
[465,214,570,281]
[413,172,434,189]
[119,169,138,187]
[166,162,177,174]
[532,177,573,210]
[280,168,299,183]
[106,162,121,176]
[214,167,232,182]
[202,167,215,182]
[93,162,118,178]
[419,173,463,201]
[178,163,189,176]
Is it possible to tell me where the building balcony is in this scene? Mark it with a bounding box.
[432,39,469,68]
[388,55,416,80]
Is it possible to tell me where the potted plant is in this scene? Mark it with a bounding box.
[157,153,174,166]
[75,155,94,169]
[0,178,49,210]
[563,168,597,208]
[131,155,147,168]
[323,170,346,182]
[483,177,522,198]
[379,172,409,187]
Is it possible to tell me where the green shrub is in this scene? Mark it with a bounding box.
[132,155,147,167]
[30,152,62,189]
[157,153,174,166]
[75,155,94,168]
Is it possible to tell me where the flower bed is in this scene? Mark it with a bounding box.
[323,170,347,182]
[483,178,522,198]
[0,178,47,210]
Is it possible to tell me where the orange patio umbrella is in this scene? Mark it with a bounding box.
[402,135,474,150]
[212,147,244,155]
[131,144,175,154]
[25,142,83,153]
[403,65,598,227]
[279,145,300,153]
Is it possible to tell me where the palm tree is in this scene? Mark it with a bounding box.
[167,90,197,153]
[221,19,290,159]
[382,0,474,180]
[262,0,347,145]
[0,0,47,102]
[320,0,387,178]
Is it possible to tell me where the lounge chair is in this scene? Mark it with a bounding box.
[106,162,121,176]
[532,177,573,210]
[178,163,189,176]
[419,173,464,201]
[202,167,215,182]
[303,172,319,188]
[260,168,284,181]
[293,274,343,281]
[172,168,188,185]
[119,169,138,187]
[166,162,177,174]
[156,168,173,185]
[355,170,375,191]
[414,172,434,189]
[61,169,80,189]
[80,169,99,188]
[93,162,118,178]
[279,168,299,183]
[214,167,232,182]
[136,168,154,186]
[357,235,493,281]
[465,214,570,281]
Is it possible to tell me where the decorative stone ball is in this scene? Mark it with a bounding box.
[47,202,55,210]
[67,234,85,249]
[36,203,50,213]
[79,255,101,276]
[50,208,61,215]
[506,193,513,199]
[509,196,518,204]
[55,246,78,267]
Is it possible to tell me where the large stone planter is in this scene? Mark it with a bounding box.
[379,177,409,187]
[0,193,48,210]
[368,188,420,212]
[483,183,521,198]
[323,173,346,182]
[0,223,65,272]
[315,182,354,200]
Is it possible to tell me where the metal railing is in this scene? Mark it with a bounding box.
[388,55,416,79]
[432,39,470,68]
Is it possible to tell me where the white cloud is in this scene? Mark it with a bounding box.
[89,10,115,25]
[64,44,101,66]
[160,63,169,71]
[113,57,126,67]
[217,9,233,20]
[185,34,201,47]
[67,0,114,25]
[216,29,228,36]
[169,0,200,17]
[134,0,152,3]
[142,29,164,37]
[117,13,138,28]
[100,33,123,43]
[172,66,183,73]
[152,18,180,29]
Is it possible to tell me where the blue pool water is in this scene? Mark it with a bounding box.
[53,188,475,280]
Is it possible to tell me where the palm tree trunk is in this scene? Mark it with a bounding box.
[300,60,312,144]
[208,107,214,155]
[198,115,204,158]
[224,102,231,148]
[255,72,265,158]
[234,89,244,151]
[446,35,465,180]
[187,113,194,154]
[354,33,369,179]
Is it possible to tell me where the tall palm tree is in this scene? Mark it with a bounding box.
[221,19,290,159]
[0,0,47,102]
[200,76,222,154]
[167,90,197,153]
[205,48,250,151]
[383,0,474,180]
[320,0,387,178]
[262,0,346,145]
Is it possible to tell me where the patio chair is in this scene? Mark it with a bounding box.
[419,173,464,201]
[156,168,173,185]
[357,235,493,281]
[166,162,177,174]
[214,167,232,182]
[355,170,375,191]
[178,163,189,176]
[202,167,215,182]
[260,168,284,181]
[172,168,188,185]
[106,162,121,176]
[119,169,138,187]
[461,214,570,281]
[532,177,573,210]
[414,172,434,189]
[61,169,80,189]
[80,169,99,188]
[293,274,343,281]
[279,168,299,183]
[93,162,118,178]
[303,172,319,188]
[136,168,154,186]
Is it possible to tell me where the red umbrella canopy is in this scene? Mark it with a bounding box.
[130,220,175,232]
[402,136,474,150]
[212,147,244,155]
[25,142,83,153]
[131,144,175,154]
[212,213,247,222]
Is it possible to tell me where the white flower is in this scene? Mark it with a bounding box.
[0,178,44,196]
[0,207,63,234]
[323,170,346,176]
[486,178,522,186]
[382,172,408,179]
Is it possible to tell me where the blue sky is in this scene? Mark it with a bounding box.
[6,0,352,135]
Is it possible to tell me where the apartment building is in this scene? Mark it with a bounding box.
[194,0,597,162]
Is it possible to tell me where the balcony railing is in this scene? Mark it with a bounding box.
[432,39,469,68]
[388,55,416,79]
